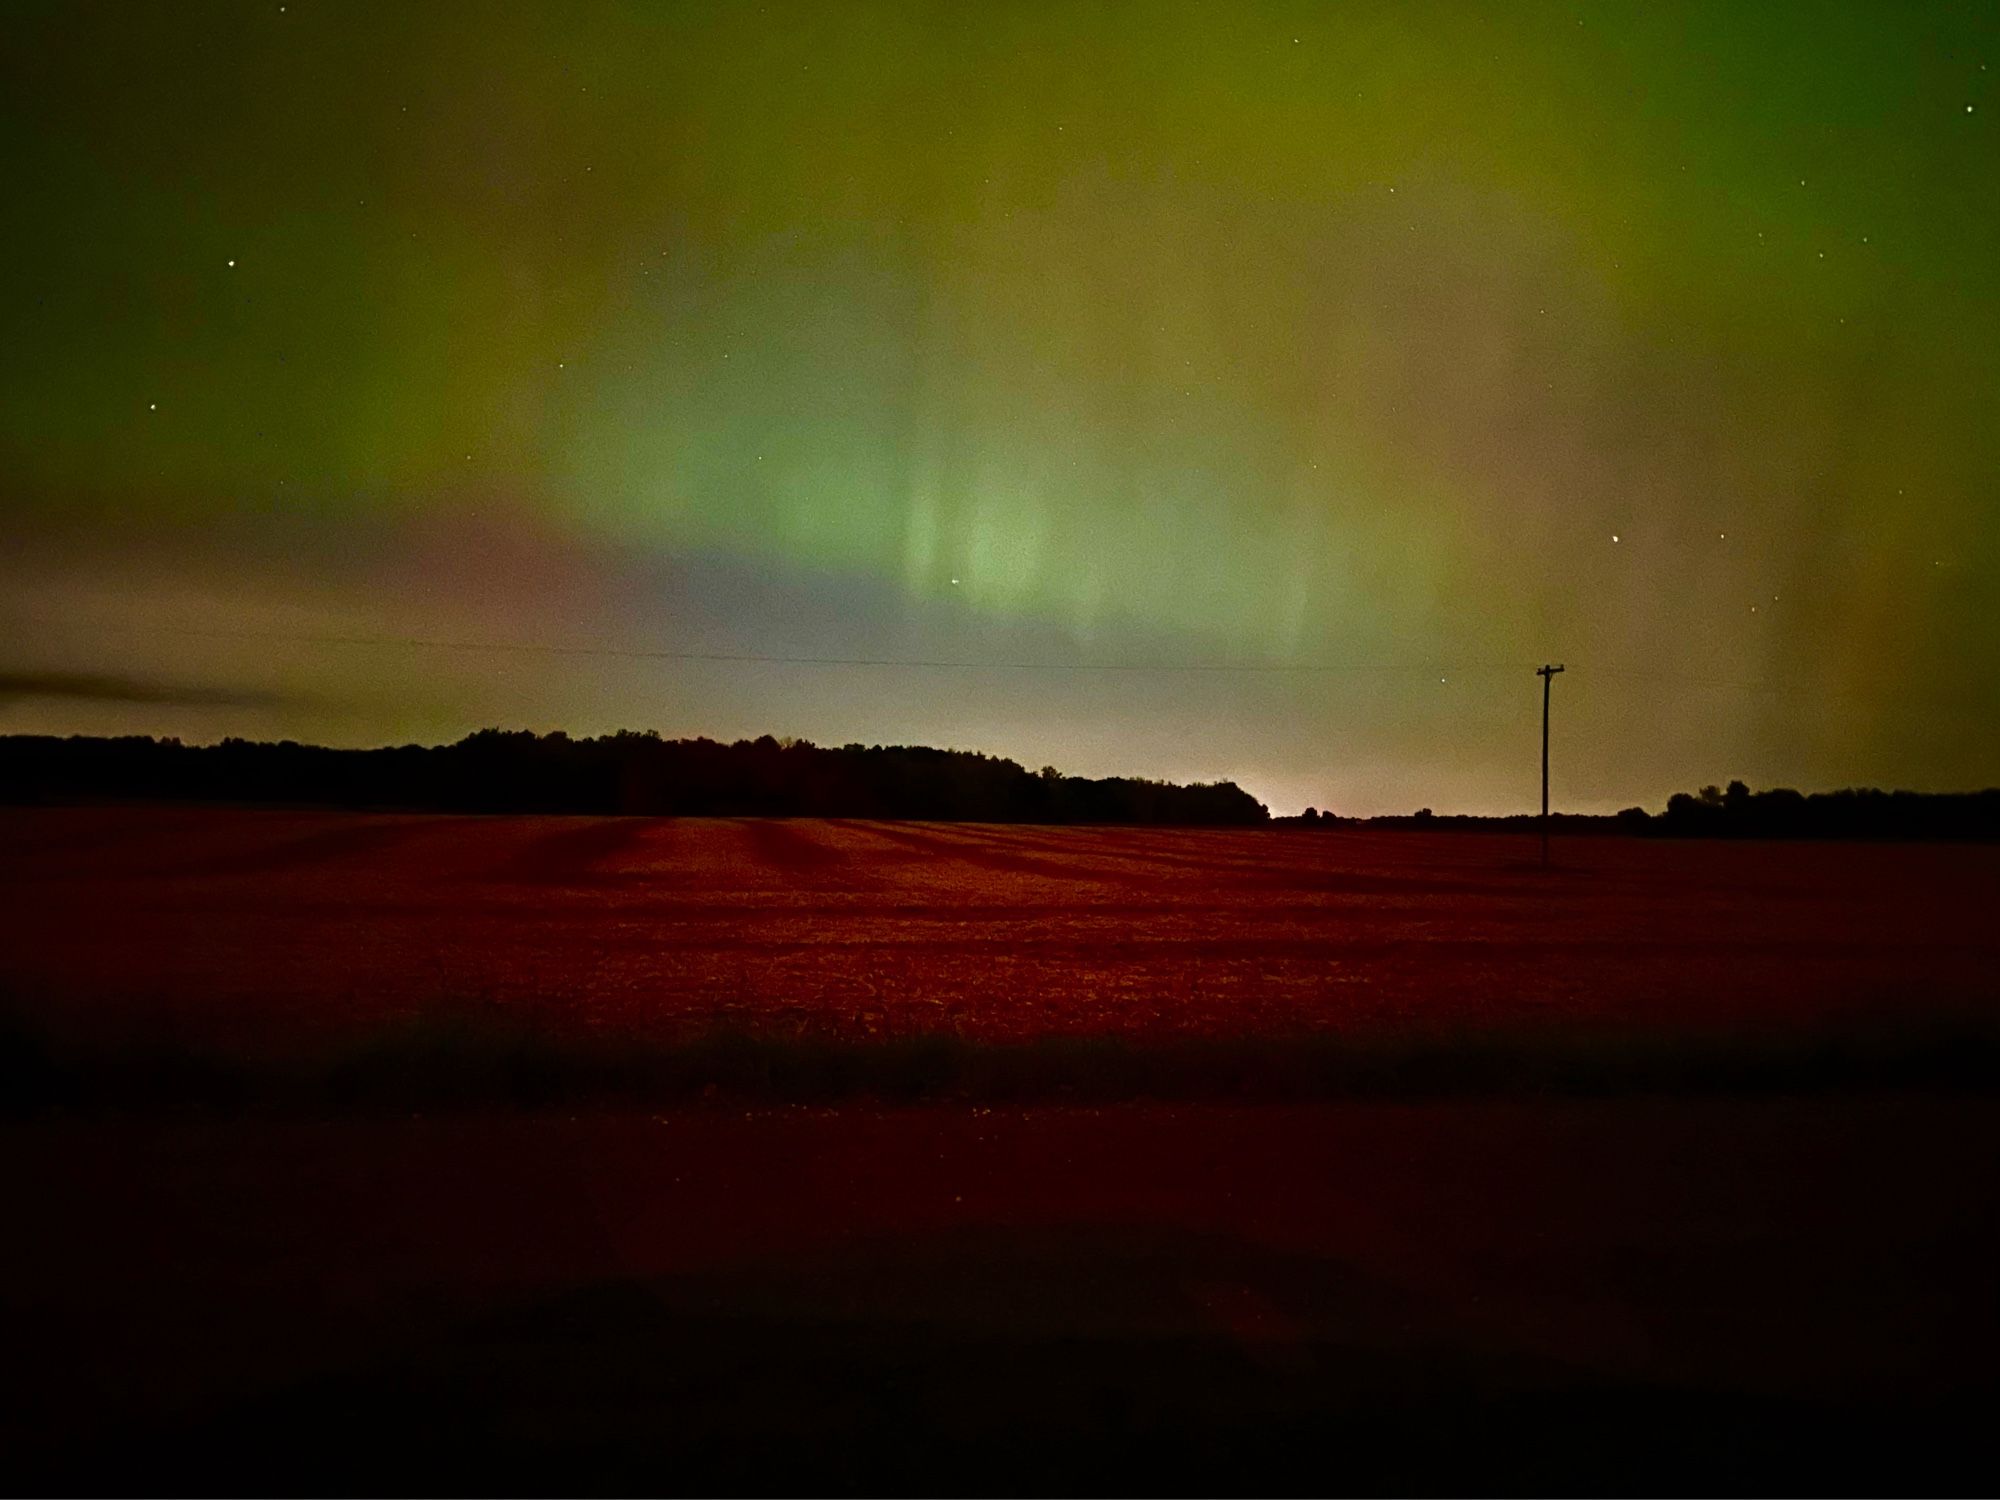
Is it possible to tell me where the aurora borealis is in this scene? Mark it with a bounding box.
[2,0,1994,813]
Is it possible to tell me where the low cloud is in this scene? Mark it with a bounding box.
[0,670,282,708]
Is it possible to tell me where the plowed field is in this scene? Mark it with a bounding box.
[4,806,1995,1053]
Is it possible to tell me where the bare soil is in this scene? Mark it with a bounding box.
[4,806,1996,1049]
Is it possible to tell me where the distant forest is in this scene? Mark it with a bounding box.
[3,736,1995,839]
[0,730,1269,826]
[1284,779,2000,842]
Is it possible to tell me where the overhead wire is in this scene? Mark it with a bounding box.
[22,618,1993,706]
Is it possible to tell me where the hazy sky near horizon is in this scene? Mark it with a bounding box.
[2,0,1996,814]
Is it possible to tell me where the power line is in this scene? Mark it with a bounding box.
[60,621,1547,677]
[26,617,1992,705]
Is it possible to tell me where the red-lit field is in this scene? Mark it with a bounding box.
[4,807,1999,1490]
[5,805,1998,1051]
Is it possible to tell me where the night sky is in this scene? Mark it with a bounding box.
[2,1,1995,814]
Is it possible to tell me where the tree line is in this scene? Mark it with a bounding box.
[7,734,1992,838]
[1649,779,2000,840]
[1281,778,2000,841]
[0,730,1270,826]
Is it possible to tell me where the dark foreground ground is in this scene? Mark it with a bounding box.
[3,808,1999,1492]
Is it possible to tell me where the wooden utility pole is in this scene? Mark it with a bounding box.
[1537,664,1565,866]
